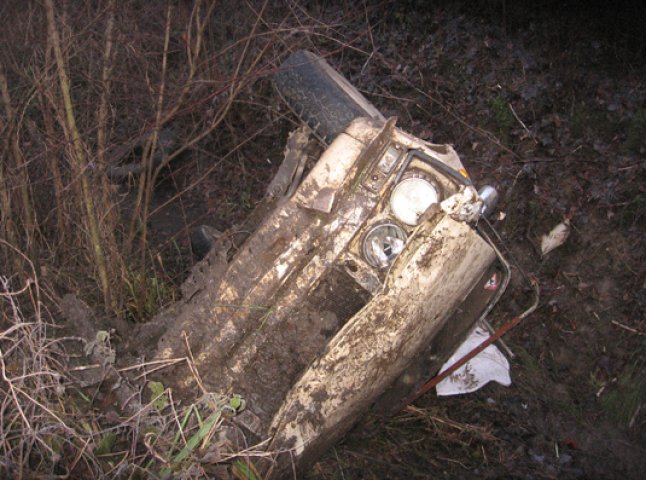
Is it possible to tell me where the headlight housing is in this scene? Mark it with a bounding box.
[362,223,407,269]
[389,175,440,226]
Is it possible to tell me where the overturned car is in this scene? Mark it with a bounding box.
[146,50,513,477]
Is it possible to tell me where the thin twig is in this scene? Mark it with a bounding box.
[611,320,645,336]
[182,332,208,396]
[629,402,642,428]
[118,357,186,373]
[508,101,536,143]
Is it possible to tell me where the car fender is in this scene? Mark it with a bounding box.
[266,213,496,473]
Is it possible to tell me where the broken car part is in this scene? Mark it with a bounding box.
[143,50,522,478]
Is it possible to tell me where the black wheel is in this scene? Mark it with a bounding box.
[274,50,385,144]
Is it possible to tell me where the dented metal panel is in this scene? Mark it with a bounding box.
[151,115,500,476]
[293,132,364,212]
[268,215,495,465]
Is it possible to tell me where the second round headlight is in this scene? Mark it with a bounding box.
[362,223,407,269]
[389,176,440,226]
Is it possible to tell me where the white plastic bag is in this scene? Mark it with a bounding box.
[436,326,511,396]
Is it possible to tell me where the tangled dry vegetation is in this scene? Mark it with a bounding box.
[0,269,262,478]
[0,0,288,318]
[0,1,365,477]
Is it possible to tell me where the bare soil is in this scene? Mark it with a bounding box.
[137,1,645,478]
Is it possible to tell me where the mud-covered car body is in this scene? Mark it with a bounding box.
[153,52,506,477]
[262,117,503,465]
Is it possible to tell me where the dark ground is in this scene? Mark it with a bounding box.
[146,2,645,478]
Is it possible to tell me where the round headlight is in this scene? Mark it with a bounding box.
[389,177,439,226]
[362,223,407,269]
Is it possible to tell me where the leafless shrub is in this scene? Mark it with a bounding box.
[0,259,263,478]
[0,250,84,477]
[0,0,384,475]
[0,0,286,315]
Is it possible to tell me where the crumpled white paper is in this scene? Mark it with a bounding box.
[436,326,511,396]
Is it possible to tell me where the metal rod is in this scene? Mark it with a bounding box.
[475,222,514,358]
[410,276,540,402]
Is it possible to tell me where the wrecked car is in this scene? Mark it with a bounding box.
[147,50,511,477]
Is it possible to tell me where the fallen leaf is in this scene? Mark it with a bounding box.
[541,219,571,256]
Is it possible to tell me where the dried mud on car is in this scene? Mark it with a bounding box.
[144,3,645,479]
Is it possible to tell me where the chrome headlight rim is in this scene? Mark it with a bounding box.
[389,173,441,226]
[361,222,408,269]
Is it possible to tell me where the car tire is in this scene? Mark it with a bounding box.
[274,50,385,144]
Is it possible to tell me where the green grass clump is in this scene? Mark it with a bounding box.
[490,94,515,142]
[569,101,620,141]
[124,268,173,322]
[625,108,646,152]
[600,369,646,426]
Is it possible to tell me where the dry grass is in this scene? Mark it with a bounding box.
[0,247,278,477]
[0,1,386,476]
[0,0,375,314]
